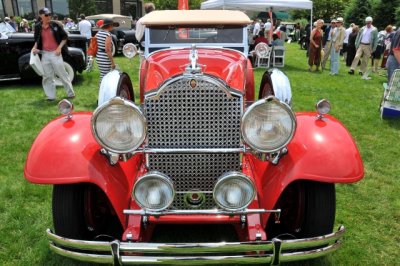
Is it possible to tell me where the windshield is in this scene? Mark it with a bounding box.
[149,26,244,44]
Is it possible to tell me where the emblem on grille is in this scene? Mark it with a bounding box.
[189,79,197,89]
[183,192,206,208]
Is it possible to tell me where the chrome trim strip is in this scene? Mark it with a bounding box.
[122,208,280,216]
[145,74,243,100]
[0,77,21,81]
[47,226,345,265]
[142,148,245,154]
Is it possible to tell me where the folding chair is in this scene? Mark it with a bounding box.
[272,46,285,67]
[254,43,272,68]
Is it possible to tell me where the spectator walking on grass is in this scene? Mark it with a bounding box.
[31,7,75,101]
[348,16,378,76]
[346,25,359,66]
[386,29,400,83]
[373,25,393,72]
[135,2,155,46]
[321,19,337,70]
[78,14,92,47]
[343,23,354,61]
[329,17,346,75]
[95,19,119,83]
[308,19,324,72]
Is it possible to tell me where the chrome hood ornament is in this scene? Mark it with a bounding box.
[186,44,202,74]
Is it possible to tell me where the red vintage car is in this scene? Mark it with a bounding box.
[24,10,364,265]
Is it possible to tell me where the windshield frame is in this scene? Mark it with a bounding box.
[144,26,248,57]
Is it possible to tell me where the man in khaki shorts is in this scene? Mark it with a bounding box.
[348,16,378,76]
[32,7,75,101]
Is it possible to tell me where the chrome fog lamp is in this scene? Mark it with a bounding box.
[241,96,296,153]
[91,97,147,153]
[133,172,174,211]
[58,99,73,119]
[213,172,255,211]
[316,99,331,117]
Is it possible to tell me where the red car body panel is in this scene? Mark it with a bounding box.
[141,49,249,94]
[24,110,363,233]
[24,113,144,225]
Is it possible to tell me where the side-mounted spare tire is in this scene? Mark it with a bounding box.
[258,68,292,105]
[98,71,135,106]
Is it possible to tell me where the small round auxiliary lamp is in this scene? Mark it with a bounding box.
[58,99,74,120]
[315,99,331,119]
[123,43,138,59]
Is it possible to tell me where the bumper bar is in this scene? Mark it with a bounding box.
[47,226,345,265]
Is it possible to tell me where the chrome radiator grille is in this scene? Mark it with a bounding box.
[144,76,242,209]
[147,154,241,209]
[144,76,242,148]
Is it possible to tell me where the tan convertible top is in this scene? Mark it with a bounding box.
[141,10,251,26]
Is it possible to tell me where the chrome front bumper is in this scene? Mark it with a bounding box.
[47,226,345,265]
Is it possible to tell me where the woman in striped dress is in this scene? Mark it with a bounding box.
[96,19,118,82]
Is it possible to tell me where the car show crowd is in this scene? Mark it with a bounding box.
[247,15,400,84]
[1,4,400,101]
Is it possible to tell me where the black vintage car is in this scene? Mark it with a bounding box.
[0,22,87,84]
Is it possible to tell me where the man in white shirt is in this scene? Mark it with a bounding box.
[135,2,155,46]
[78,14,92,46]
[343,23,354,60]
[253,20,261,37]
[348,16,378,75]
[264,19,272,41]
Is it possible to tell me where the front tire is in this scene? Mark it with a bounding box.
[117,73,134,101]
[54,61,75,87]
[52,184,122,240]
[266,181,336,239]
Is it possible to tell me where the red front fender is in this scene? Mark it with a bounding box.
[249,112,364,227]
[24,112,143,226]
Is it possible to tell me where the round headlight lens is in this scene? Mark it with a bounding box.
[133,172,174,211]
[214,172,255,211]
[92,97,146,153]
[242,97,296,153]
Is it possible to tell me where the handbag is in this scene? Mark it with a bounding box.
[87,36,98,56]
[29,52,44,76]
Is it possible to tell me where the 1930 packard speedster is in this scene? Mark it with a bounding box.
[24,10,364,265]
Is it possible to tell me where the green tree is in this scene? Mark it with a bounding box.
[396,7,400,26]
[291,0,350,22]
[144,0,202,10]
[345,0,372,27]
[68,0,97,20]
[371,0,400,29]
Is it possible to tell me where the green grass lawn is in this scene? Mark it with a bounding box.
[0,44,399,265]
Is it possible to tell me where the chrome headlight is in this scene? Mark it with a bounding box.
[91,97,147,153]
[241,96,296,153]
[213,172,255,211]
[133,172,174,211]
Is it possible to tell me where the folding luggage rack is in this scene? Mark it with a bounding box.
[381,69,400,118]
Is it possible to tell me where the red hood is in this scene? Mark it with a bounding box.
[141,48,248,93]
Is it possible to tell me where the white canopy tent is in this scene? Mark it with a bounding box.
[201,0,313,39]
[201,0,312,11]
